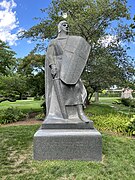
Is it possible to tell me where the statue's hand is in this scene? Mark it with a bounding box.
[50,64,57,78]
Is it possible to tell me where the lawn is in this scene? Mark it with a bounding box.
[95,97,119,105]
[0,99,44,124]
[0,125,135,180]
[0,99,43,112]
[99,97,135,115]
[0,99,42,111]
[0,97,134,114]
[0,98,135,179]
[0,97,135,134]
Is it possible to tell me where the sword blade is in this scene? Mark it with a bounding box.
[53,78,68,119]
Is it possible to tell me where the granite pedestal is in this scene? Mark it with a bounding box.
[33,124,102,161]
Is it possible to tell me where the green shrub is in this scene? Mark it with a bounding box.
[86,104,134,136]
[113,99,121,104]
[34,96,41,100]
[41,101,46,114]
[90,113,129,134]
[130,100,135,108]
[121,98,135,108]
[0,107,27,124]
[121,98,131,106]
[125,115,135,136]
[35,113,45,120]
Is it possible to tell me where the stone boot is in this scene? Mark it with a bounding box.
[77,105,89,123]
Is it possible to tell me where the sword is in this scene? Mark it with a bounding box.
[53,77,68,119]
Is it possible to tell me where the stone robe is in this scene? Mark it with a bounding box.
[45,36,87,121]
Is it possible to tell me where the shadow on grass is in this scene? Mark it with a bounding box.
[85,104,116,116]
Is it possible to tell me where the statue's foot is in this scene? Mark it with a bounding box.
[77,105,90,123]
[79,114,90,123]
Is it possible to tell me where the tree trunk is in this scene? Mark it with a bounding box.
[89,91,94,101]
[85,95,90,106]
[94,91,99,103]
[19,93,22,100]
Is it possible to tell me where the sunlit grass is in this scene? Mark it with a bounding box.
[0,100,43,116]
[0,125,135,180]
[0,98,135,179]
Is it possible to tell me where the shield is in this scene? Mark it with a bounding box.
[60,36,91,85]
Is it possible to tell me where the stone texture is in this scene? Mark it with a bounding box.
[33,21,102,161]
[60,35,91,84]
[41,120,94,129]
[33,128,102,161]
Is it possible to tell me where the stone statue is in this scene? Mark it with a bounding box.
[34,21,102,161]
[121,88,133,99]
[44,20,92,125]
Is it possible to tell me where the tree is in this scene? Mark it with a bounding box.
[20,0,134,44]
[0,53,45,103]
[17,53,45,97]
[0,74,28,102]
[18,53,44,75]
[20,0,135,102]
[0,40,16,75]
[82,43,135,103]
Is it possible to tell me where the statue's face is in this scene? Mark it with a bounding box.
[61,22,69,32]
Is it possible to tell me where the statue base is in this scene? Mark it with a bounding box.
[41,118,94,129]
[33,128,102,161]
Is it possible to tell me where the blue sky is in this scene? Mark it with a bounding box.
[0,0,51,58]
[0,0,135,59]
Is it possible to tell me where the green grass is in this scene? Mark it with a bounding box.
[99,97,119,104]
[0,125,135,180]
[0,100,42,113]
[0,98,135,179]
[98,97,135,115]
[0,98,134,134]
[0,97,134,115]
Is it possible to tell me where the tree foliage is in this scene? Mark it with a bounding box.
[0,74,28,102]
[0,40,16,75]
[20,0,134,44]
[17,53,45,97]
[0,53,45,102]
[20,0,135,101]
[130,15,135,29]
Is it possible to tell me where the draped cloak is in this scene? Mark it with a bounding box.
[45,36,87,120]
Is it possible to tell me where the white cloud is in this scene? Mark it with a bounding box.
[0,0,19,46]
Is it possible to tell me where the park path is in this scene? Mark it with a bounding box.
[1,118,42,127]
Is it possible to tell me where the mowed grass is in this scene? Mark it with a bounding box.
[0,100,42,113]
[0,97,135,179]
[92,97,119,105]
[96,97,135,115]
[0,125,135,180]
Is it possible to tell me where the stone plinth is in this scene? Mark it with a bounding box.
[41,121,94,129]
[33,128,102,161]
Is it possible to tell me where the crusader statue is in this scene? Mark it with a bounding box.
[44,20,93,126]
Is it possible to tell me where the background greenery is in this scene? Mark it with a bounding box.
[0,0,135,103]
[0,99,43,124]
[0,97,135,135]
[0,99,42,111]
[0,0,135,179]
